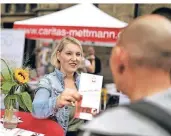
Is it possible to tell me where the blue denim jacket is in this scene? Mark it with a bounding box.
[32,69,80,134]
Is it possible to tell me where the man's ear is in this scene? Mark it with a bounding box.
[118,64,125,74]
[119,48,129,74]
[112,46,128,74]
[112,46,123,63]
[115,47,125,74]
[110,47,121,73]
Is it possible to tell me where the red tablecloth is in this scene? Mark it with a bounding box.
[1,110,64,136]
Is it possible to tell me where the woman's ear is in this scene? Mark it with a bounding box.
[56,51,60,61]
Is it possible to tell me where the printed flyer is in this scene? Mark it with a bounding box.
[75,73,103,120]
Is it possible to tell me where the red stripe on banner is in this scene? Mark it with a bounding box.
[13,24,123,42]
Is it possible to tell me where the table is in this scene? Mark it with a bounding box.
[1,110,64,136]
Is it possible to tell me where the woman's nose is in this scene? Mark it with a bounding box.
[71,54,77,60]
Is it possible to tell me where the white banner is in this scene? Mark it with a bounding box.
[0,29,25,68]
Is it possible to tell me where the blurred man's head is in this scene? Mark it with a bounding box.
[110,15,171,101]
[87,46,95,55]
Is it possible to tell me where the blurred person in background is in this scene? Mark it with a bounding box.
[34,47,45,78]
[79,15,171,136]
[41,47,52,74]
[78,52,95,73]
[32,36,85,136]
[87,46,101,75]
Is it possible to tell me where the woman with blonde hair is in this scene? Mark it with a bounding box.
[32,36,84,136]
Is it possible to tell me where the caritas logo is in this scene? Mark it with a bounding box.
[92,76,96,83]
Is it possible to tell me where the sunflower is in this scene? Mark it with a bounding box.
[14,68,29,84]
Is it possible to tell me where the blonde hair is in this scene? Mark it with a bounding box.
[51,36,83,68]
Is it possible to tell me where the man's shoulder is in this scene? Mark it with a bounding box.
[79,106,168,136]
[79,107,136,133]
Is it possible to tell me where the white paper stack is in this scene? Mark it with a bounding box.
[0,123,44,136]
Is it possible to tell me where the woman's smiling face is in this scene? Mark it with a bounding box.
[57,43,82,74]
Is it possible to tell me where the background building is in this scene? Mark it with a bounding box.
[1,4,171,84]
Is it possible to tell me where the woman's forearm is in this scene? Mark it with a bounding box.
[32,88,58,118]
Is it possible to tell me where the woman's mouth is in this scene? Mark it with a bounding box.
[69,63,77,67]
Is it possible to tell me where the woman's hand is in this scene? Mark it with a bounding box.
[56,88,82,108]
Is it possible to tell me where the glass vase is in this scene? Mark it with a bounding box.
[3,98,19,129]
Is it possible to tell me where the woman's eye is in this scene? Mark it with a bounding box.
[66,52,71,55]
[76,53,81,56]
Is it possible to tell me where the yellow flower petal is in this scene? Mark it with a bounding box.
[14,68,29,84]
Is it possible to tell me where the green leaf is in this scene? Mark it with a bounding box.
[2,81,16,94]
[0,59,14,82]
[4,95,10,109]
[19,85,26,92]
[1,69,12,81]
[15,94,27,111]
[20,92,32,112]
[4,95,18,109]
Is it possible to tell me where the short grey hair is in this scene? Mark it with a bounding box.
[51,36,83,68]
[118,16,171,72]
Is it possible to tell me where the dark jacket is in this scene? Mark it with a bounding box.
[94,56,101,74]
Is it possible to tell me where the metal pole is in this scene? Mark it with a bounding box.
[26,39,31,65]
[134,4,139,18]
